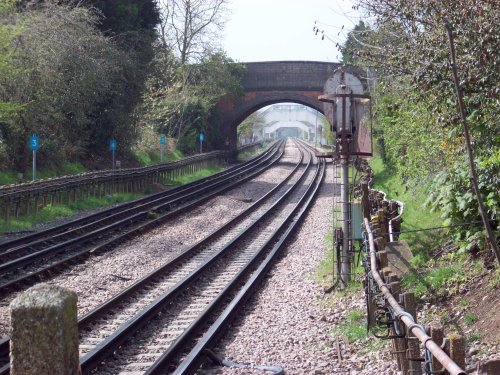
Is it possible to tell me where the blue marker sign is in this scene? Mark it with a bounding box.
[109,139,117,151]
[29,135,40,151]
[160,134,166,145]
[199,132,205,142]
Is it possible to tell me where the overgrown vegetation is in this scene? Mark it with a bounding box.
[343,0,499,261]
[369,155,444,257]
[0,0,243,176]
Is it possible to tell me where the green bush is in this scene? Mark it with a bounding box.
[427,153,499,253]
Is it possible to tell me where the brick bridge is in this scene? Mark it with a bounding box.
[215,61,365,149]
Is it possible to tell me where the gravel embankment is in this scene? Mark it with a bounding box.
[0,147,297,336]
[200,163,398,375]
[1,144,401,374]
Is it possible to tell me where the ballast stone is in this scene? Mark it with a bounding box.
[10,283,79,375]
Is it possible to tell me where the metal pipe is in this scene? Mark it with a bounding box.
[387,199,404,242]
[364,218,466,375]
[341,156,350,284]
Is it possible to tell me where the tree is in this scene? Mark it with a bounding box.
[0,3,141,170]
[341,20,371,65]
[138,50,245,153]
[238,112,265,144]
[158,0,228,64]
[353,0,499,256]
[0,1,23,124]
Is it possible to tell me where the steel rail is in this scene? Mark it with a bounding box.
[0,143,285,292]
[364,217,466,375]
[0,141,281,259]
[78,142,312,373]
[0,141,293,375]
[171,153,325,374]
[76,143,304,328]
[0,142,278,252]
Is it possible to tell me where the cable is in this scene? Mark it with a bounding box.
[379,219,498,237]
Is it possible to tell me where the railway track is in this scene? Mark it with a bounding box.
[0,139,324,375]
[0,141,284,293]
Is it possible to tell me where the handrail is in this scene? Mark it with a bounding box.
[363,217,466,375]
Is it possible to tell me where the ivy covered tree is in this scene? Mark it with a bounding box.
[138,50,245,153]
[0,1,23,125]
[0,3,147,170]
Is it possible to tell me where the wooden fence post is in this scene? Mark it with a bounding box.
[403,292,422,374]
[448,333,466,371]
[429,325,444,373]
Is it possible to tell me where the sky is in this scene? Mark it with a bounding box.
[223,0,362,63]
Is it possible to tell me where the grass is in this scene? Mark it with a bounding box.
[333,309,368,343]
[165,166,223,186]
[1,162,88,186]
[467,331,481,343]
[134,149,184,166]
[1,163,224,234]
[315,228,366,300]
[369,156,444,257]
[0,193,142,234]
[238,146,267,161]
[401,261,467,298]
[464,313,478,325]
[0,170,19,185]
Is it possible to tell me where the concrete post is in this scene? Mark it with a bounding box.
[10,284,79,375]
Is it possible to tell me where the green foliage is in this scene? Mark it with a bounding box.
[320,116,334,145]
[341,20,371,65]
[138,49,245,154]
[402,263,466,298]
[0,1,161,172]
[334,310,368,343]
[427,154,499,253]
[238,112,265,143]
[84,0,159,36]
[0,4,136,170]
[373,82,446,182]
[166,166,223,186]
[0,2,24,125]
[0,162,87,185]
[0,192,142,234]
[369,155,444,256]
[0,170,19,185]
[353,0,499,254]
[133,148,183,166]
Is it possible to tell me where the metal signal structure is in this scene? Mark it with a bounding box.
[318,68,372,288]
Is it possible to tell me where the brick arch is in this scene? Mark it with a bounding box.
[215,61,365,149]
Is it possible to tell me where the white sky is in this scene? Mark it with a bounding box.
[223,0,361,63]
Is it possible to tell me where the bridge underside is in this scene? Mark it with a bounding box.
[214,61,366,150]
[217,90,324,149]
